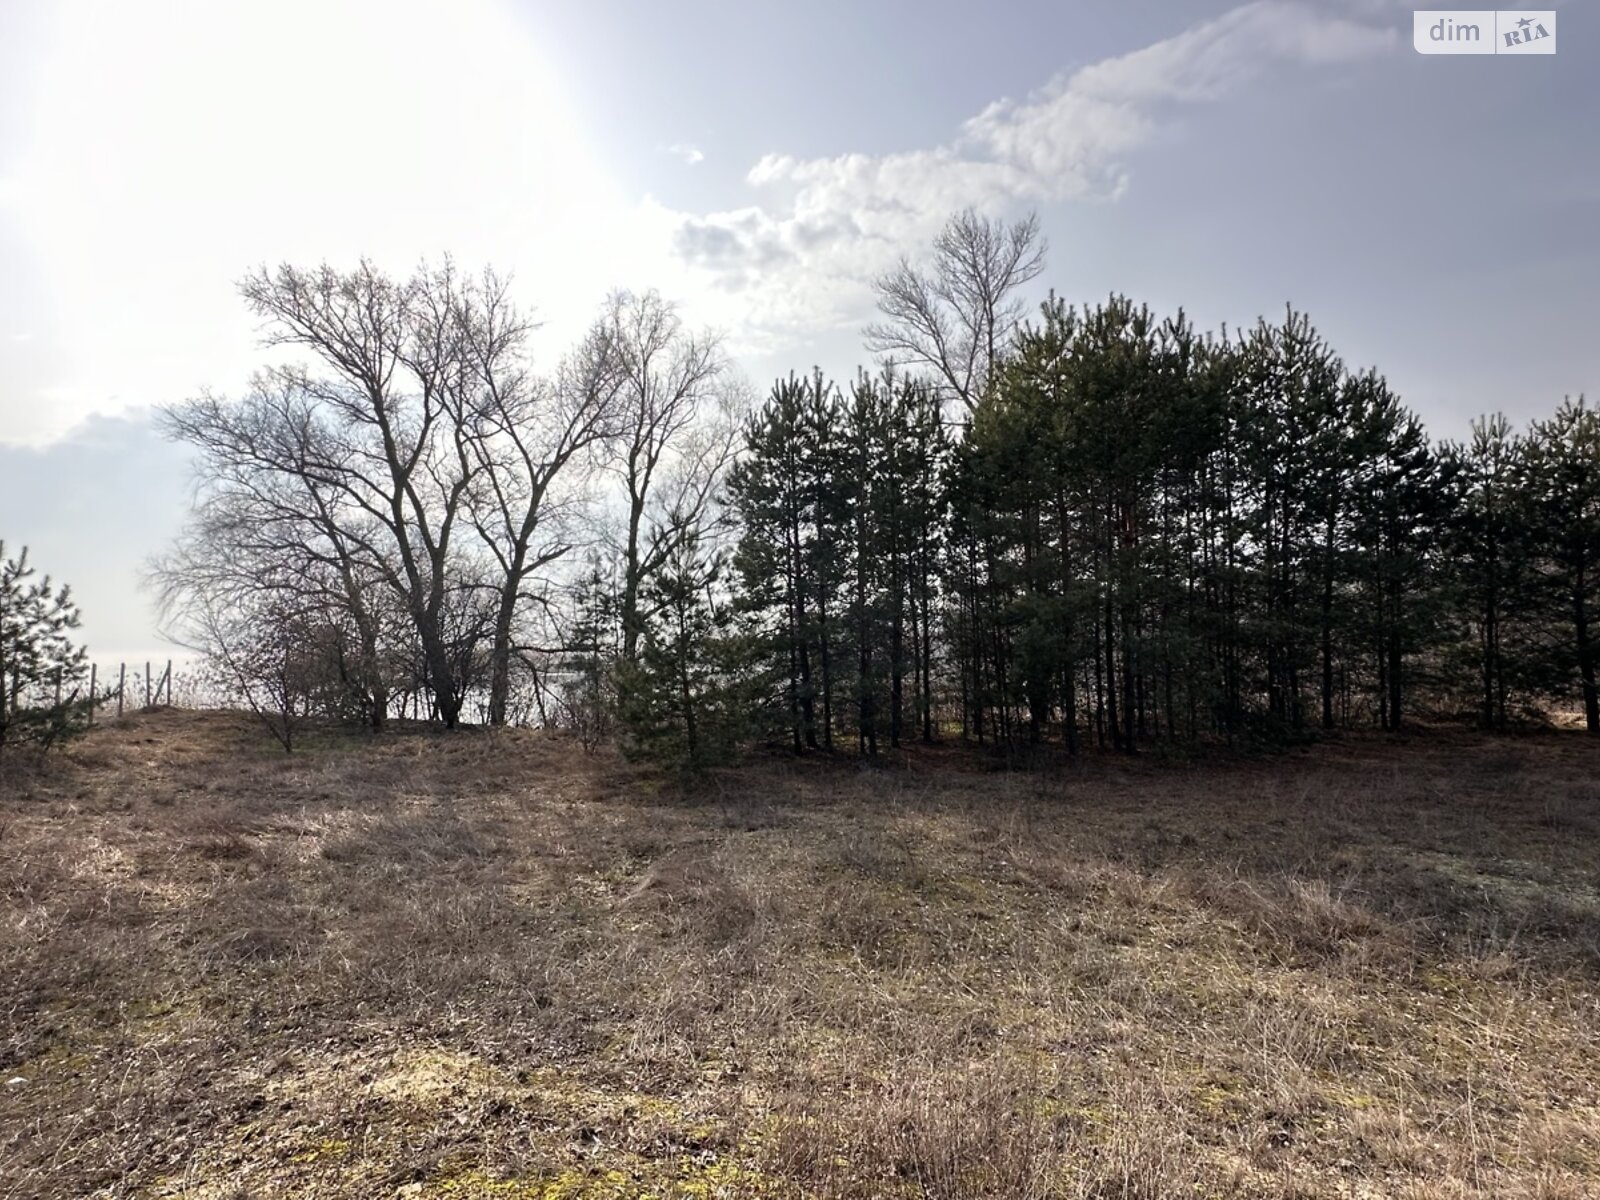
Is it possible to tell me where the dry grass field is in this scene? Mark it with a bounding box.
[2,710,1598,1199]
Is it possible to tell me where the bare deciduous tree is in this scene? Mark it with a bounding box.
[592,290,738,664]
[231,259,498,726]
[164,259,590,729]
[455,274,626,725]
[864,208,1046,414]
[158,378,401,728]
[181,582,326,752]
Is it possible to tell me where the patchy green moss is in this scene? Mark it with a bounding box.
[1321,1086,1378,1111]
[288,1135,352,1165]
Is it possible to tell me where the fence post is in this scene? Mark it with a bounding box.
[145,662,151,709]
[165,660,173,705]
[117,663,125,718]
[88,663,97,726]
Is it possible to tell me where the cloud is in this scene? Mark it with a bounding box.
[0,0,1400,444]
[666,1,1395,347]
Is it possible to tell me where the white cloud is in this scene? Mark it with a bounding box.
[666,0,1396,350]
[665,142,706,165]
[0,0,1399,445]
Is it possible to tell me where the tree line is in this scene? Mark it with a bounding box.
[149,213,1598,759]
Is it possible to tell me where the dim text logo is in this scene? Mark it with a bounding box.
[1414,10,1556,53]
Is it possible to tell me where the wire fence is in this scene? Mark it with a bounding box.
[82,659,227,722]
[78,659,575,729]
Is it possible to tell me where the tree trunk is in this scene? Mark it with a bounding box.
[1321,519,1336,731]
[1574,575,1599,733]
[487,610,515,727]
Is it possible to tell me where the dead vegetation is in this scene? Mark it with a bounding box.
[2,710,1597,1198]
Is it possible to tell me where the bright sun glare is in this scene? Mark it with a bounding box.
[6,0,663,443]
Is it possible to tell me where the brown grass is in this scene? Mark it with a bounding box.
[2,711,1598,1198]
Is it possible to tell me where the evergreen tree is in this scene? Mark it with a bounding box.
[617,532,748,770]
[729,374,834,751]
[1442,415,1532,728]
[0,542,94,754]
[1521,396,1600,732]
[731,369,952,756]
[1346,383,1447,730]
[558,555,621,752]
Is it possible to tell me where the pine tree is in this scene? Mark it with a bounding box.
[1521,396,1600,732]
[895,379,951,743]
[1346,383,1446,730]
[729,375,831,751]
[1442,415,1532,728]
[559,556,621,752]
[0,542,94,754]
[616,532,747,770]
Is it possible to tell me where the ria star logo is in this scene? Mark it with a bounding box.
[1502,11,1553,49]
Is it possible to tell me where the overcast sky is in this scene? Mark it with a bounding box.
[1,0,1594,661]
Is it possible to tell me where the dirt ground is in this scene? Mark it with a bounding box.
[2,709,1597,1199]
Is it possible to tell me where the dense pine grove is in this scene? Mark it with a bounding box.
[716,301,1599,760]
[153,215,1599,764]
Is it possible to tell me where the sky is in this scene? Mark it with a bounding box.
[0,0,1595,662]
